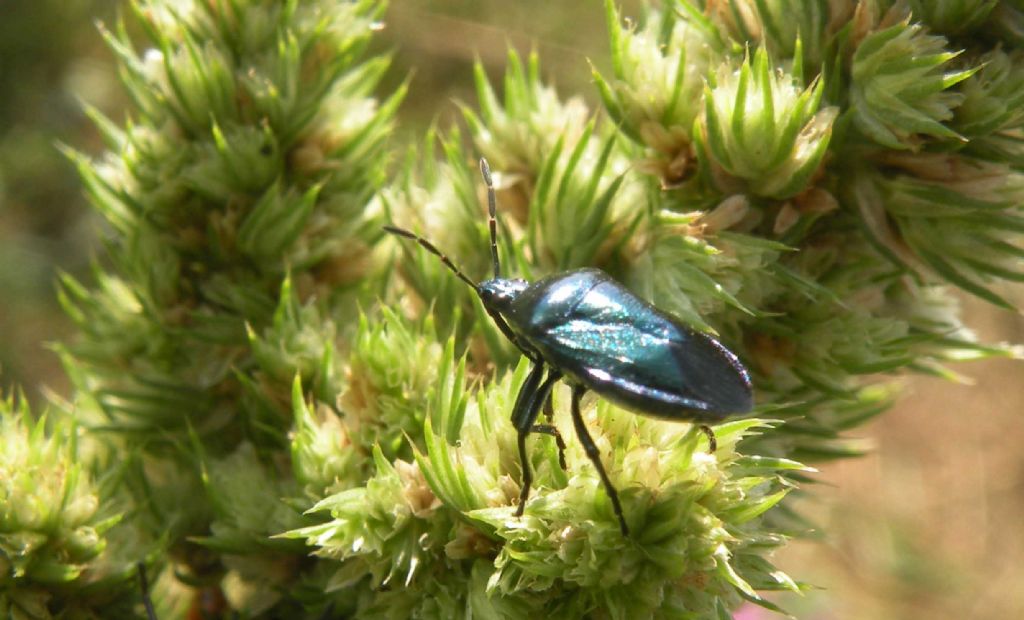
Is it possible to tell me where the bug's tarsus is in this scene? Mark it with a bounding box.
[570,386,629,536]
[382,225,478,290]
[479,158,500,279]
[698,424,718,453]
[137,562,158,620]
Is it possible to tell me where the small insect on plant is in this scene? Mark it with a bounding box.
[384,159,754,535]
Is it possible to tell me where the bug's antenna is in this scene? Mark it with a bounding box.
[383,225,478,290]
[479,158,500,279]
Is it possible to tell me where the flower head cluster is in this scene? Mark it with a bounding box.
[701,48,837,199]
[850,20,975,150]
[0,396,143,618]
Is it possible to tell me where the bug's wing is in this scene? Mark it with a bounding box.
[544,319,753,418]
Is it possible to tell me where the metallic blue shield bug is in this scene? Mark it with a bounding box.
[384,159,753,535]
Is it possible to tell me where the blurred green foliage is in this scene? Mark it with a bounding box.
[0,0,121,401]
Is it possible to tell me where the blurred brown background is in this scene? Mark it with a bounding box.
[1,1,1020,618]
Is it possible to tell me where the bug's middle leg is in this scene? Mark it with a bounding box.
[530,423,567,472]
[698,424,718,453]
[531,370,566,471]
[569,385,629,536]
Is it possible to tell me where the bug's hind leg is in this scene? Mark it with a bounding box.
[698,424,718,453]
[569,386,629,536]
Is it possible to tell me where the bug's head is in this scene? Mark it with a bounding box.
[477,277,527,313]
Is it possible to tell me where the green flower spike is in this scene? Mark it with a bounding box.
[987,1,1024,45]
[284,445,456,616]
[595,0,719,184]
[59,0,403,615]
[0,395,135,619]
[380,135,523,370]
[191,442,308,617]
[464,50,645,275]
[414,359,808,617]
[626,209,786,333]
[290,376,361,501]
[462,49,590,179]
[907,0,998,35]
[704,0,843,71]
[954,48,1024,139]
[283,339,479,617]
[849,154,1024,310]
[701,47,837,199]
[340,309,445,462]
[850,19,976,150]
[60,0,403,447]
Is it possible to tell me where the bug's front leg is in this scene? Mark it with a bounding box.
[486,308,538,362]
[511,362,546,517]
[569,386,629,536]
[511,365,565,518]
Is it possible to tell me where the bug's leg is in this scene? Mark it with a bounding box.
[698,424,718,453]
[511,362,546,517]
[485,307,538,363]
[531,371,566,471]
[569,386,629,536]
[137,562,157,620]
[531,424,567,472]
